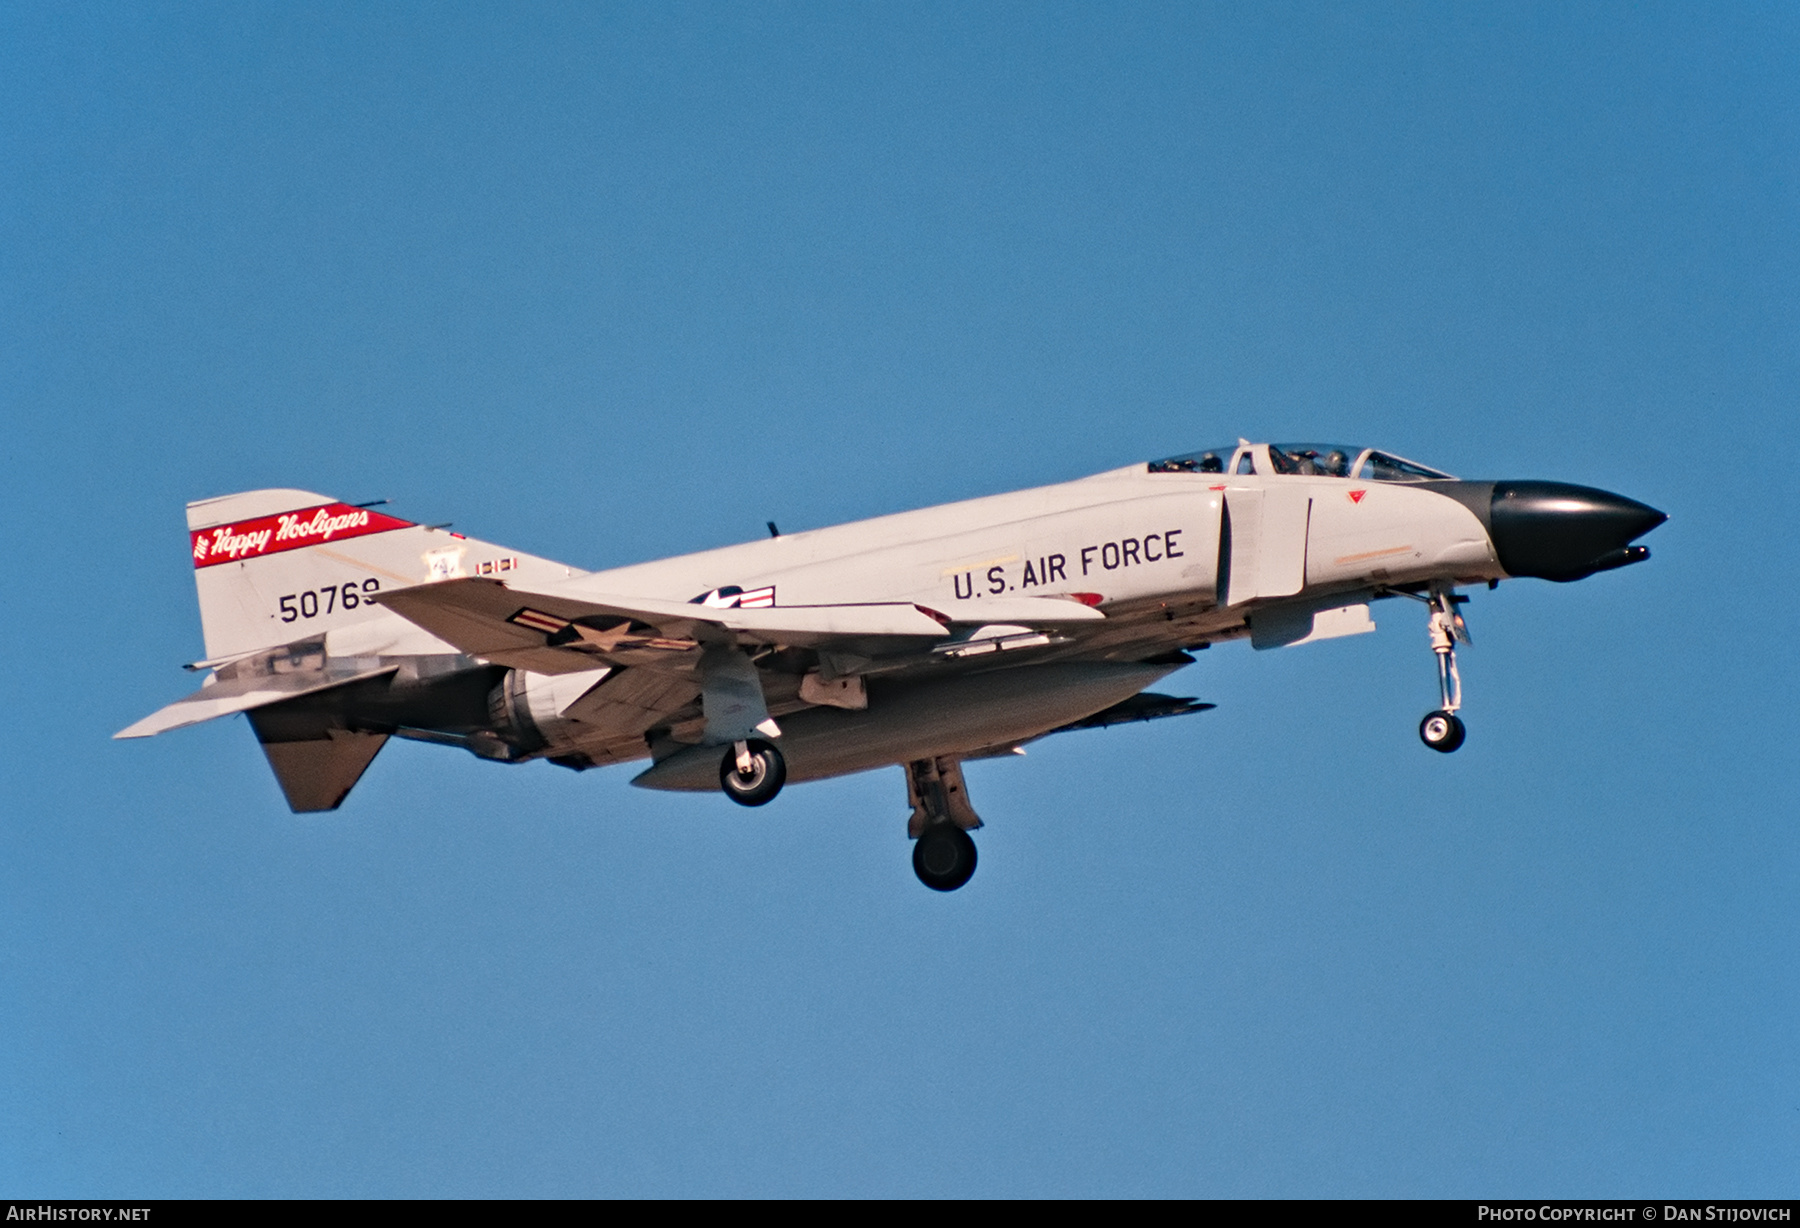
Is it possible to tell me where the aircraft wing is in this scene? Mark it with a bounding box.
[373,577,1101,674]
[559,666,701,736]
[115,664,400,739]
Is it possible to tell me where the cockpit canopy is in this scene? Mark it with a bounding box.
[1148,442,1454,482]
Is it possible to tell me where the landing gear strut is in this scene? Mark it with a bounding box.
[1419,585,1469,753]
[719,738,786,806]
[906,757,981,891]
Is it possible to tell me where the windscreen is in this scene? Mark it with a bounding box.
[1149,443,1454,482]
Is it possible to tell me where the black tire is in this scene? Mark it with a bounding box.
[912,824,977,892]
[1419,710,1467,753]
[718,739,786,806]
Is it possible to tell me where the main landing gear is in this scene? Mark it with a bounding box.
[906,756,981,891]
[719,738,786,806]
[704,642,787,806]
[1418,585,1470,753]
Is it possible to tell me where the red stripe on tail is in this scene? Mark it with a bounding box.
[190,504,413,568]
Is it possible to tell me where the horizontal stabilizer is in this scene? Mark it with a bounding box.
[115,664,400,739]
[252,726,389,813]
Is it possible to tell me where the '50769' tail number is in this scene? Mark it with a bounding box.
[279,579,380,622]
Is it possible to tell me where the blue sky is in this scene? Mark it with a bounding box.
[3,2,1795,1196]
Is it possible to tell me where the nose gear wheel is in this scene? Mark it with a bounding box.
[1399,584,1472,753]
[1419,710,1466,753]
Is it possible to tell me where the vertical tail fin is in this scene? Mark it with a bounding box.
[186,489,580,661]
[177,488,581,812]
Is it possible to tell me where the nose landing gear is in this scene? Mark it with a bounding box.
[1419,586,1470,753]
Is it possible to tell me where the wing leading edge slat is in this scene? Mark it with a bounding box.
[371,578,1086,674]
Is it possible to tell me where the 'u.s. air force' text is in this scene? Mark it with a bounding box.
[949,530,1185,598]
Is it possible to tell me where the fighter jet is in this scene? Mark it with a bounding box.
[119,441,1665,891]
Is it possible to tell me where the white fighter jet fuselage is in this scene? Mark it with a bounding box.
[120,440,1665,890]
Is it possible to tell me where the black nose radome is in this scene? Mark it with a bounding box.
[1489,482,1667,582]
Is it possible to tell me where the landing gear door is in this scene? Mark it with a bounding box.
[1222,488,1310,605]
